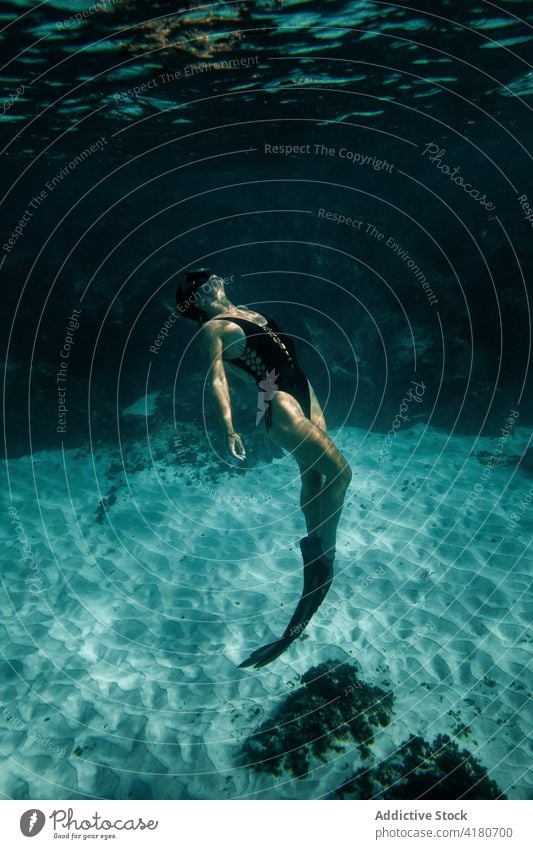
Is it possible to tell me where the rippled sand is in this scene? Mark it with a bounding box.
[1,423,531,799]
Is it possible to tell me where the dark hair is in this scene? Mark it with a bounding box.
[175,268,212,323]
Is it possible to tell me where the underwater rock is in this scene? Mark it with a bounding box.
[334,734,506,800]
[242,660,393,778]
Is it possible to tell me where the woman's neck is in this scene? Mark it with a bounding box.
[204,297,233,317]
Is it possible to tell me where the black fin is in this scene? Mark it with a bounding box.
[238,537,335,670]
[238,637,291,669]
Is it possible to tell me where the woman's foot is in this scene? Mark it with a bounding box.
[286,535,334,636]
[239,537,335,669]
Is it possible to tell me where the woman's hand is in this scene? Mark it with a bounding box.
[228,431,246,461]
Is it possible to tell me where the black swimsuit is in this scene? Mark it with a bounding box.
[211,314,311,430]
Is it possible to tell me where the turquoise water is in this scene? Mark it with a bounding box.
[1,0,532,800]
[2,420,532,798]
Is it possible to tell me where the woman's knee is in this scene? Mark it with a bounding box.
[301,468,323,488]
[330,457,352,491]
[340,460,352,490]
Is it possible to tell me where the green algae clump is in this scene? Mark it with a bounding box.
[242,660,393,778]
[335,734,506,800]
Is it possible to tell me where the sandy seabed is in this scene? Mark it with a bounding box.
[1,422,531,799]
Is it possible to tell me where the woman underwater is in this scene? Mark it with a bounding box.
[176,269,352,668]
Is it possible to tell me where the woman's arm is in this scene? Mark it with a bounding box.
[198,325,246,461]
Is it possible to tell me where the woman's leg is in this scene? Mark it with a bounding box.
[269,389,352,558]
[298,384,326,537]
[300,469,323,538]
[277,405,351,645]
[239,389,351,668]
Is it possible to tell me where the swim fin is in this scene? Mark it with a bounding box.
[239,536,334,669]
[238,636,291,669]
[284,535,334,639]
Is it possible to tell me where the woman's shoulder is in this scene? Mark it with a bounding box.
[212,307,268,326]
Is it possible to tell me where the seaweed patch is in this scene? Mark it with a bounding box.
[334,734,506,800]
[242,660,393,778]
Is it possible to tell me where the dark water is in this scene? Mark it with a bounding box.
[1,0,532,803]
[2,0,532,456]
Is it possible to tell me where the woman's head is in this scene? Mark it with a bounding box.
[176,269,227,322]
